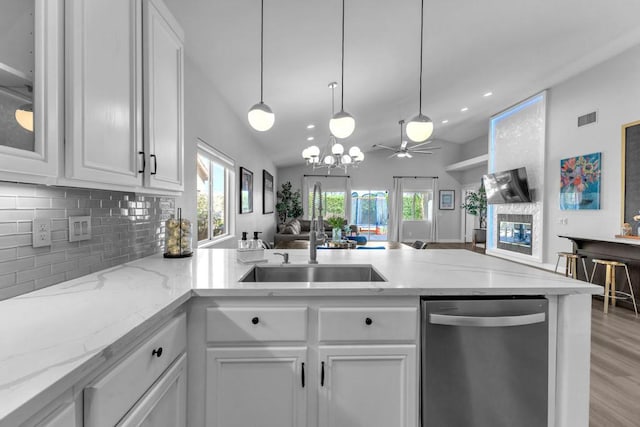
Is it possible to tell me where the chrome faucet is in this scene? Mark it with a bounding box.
[309,182,326,264]
[273,252,290,264]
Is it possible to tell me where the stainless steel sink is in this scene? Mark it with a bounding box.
[239,264,387,282]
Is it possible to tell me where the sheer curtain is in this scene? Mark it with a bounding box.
[388,177,439,243]
[388,177,404,242]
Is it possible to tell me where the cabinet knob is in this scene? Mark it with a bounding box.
[251,316,260,325]
[152,347,163,358]
[365,317,373,326]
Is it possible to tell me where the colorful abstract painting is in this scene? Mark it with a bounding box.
[560,152,601,210]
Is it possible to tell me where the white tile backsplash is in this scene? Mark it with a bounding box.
[0,182,175,300]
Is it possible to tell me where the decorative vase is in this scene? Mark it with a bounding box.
[333,227,342,241]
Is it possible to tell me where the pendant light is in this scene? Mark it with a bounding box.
[247,0,275,131]
[15,103,34,132]
[329,0,355,139]
[406,0,433,143]
[302,82,363,172]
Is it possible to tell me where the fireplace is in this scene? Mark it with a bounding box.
[497,214,533,255]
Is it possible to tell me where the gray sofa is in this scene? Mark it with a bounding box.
[274,218,334,245]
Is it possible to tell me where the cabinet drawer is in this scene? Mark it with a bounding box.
[207,307,307,343]
[318,307,418,342]
[84,313,187,427]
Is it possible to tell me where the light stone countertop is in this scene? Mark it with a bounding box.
[0,248,601,425]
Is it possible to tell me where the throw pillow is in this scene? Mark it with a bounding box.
[281,219,301,235]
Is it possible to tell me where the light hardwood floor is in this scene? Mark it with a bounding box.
[590,298,640,426]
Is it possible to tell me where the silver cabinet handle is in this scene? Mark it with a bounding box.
[429,312,546,327]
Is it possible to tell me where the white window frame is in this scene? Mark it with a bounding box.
[197,140,235,247]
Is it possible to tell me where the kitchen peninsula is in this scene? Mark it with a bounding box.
[0,249,600,427]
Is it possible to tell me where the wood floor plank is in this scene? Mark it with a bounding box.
[590,299,640,426]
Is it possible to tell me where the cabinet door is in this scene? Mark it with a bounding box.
[0,0,62,182]
[65,0,142,187]
[143,0,184,191]
[318,345,417,427]
[118,353,187,427]
[206,347,307,427]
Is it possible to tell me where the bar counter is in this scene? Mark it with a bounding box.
[560,235,640,310]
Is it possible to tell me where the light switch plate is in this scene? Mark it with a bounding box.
[68,216,92,242]
[32,219,51,248]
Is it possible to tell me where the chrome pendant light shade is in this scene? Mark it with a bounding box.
[248,0,274,131]
[330,0,355,139]
[406,0,433,142]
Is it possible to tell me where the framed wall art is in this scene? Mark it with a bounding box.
[560,152,601,210]
[240,167,253,214]
[439,190,455,210]
[262,170,274,214]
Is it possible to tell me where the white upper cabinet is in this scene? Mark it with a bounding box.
[0,0,62,183]
[64,0,184,193]
[143,0,184,192]
[65,0,143,187]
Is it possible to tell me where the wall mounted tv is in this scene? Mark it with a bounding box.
[482,167,532,204]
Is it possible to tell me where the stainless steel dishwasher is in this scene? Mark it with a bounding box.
[421,297,548,427]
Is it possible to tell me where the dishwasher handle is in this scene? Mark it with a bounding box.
[429,312,546,327]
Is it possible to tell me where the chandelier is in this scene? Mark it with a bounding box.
[302,82,364,173]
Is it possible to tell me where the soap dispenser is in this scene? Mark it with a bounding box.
[251,231,263,249]
[238,232,249,249]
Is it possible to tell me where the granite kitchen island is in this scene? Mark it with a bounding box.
[0,249,600,427]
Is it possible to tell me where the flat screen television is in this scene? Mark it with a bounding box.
[482,167,532,204]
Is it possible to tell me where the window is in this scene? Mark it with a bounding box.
[197,142,234,245]
[307,191,345,219]
[403,191,433,221]
[351,190,388,241]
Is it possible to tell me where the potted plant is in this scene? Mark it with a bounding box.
[326,216,346,241]
[276,182,303,224]
[461,186,487,229]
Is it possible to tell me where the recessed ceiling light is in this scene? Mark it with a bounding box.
[483,92,493,97]
[307,124,315,129]
[307,136,314,141]
[460,107,469,112]
[441,119,449,124]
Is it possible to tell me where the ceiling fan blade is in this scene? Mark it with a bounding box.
[373,144,396,151]
[411,151,434,154]
[409,141,433,149]
[408,141,434,149]
[387,152,398,159]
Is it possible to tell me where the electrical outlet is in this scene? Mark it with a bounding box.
[68,216,92,242]
[32,219,52,248]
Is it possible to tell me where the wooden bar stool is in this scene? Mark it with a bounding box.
[589,259,638,316]
[554,252,588,280]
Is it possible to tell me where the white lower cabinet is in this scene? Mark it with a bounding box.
[119,353,187,427]
[201,300,419,427]
[318,345,417,427]
[206,347,307,427]
[84,313,187,427]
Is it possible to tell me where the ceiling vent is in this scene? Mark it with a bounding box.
[577,111,597,127]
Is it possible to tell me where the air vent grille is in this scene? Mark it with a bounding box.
[578,111,597,127]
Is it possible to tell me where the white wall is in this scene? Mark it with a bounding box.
[544,44,640,264]
[175,57,278,247]
[277,140,465,241]
[460,135,488,160]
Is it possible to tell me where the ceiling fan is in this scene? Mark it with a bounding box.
[373,120,441,158]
